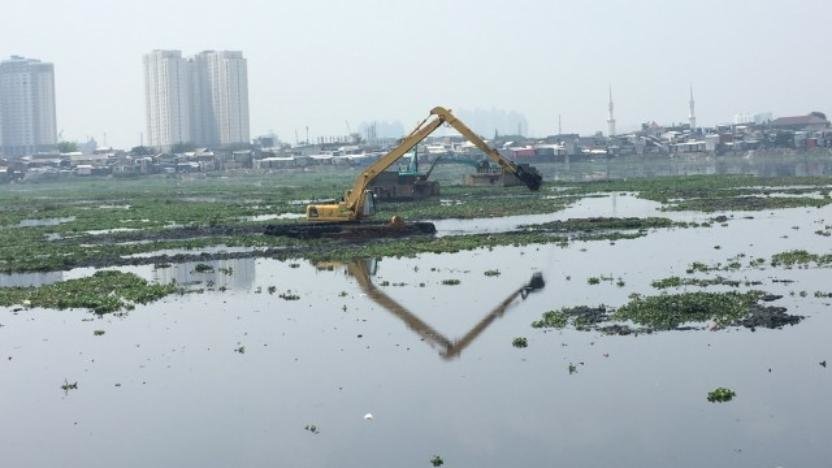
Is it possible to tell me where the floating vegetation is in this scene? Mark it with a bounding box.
[441,279,461,286]
[483,269,501,277]
[193,263,214,273]
[662,195,831,212]
[615,291,803,331]
[532,291,802,333]
[61,379,78,392]
[520,216,683,233]
[512,337,528,348]
[707,387,736,403]
[651,276,750,289]
[0,271,177,314]
[234,346,246,354]
[93,330,106,336]
[218,266,233,275]
[770,249,832,268]
[279,291,300,300]
[587,277,601,285]
[531,310,569,329]
[304,424,319,435]
[430,455,444,467]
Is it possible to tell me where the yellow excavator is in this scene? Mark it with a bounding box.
[265,106,542,239]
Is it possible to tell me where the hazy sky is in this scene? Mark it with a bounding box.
[3,0,831,148]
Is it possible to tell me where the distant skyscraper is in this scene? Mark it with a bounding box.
[607,85,616,137]
[143,50,191,151]
[190,51,250,147]
[0,56,57,157]
[143,50,250,150]
[689,84,696,131]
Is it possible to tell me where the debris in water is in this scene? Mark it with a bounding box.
[364,413,374,421]
[821,360,827,368]
[441,279,461,286]
[234,346,246,354]
[93,330,106,336]
[61,379,78,393]
[484,269,501,277]
[430,455,444,466]
[568,363,577,375]
[512,337,528,348]
[304,424,320,435]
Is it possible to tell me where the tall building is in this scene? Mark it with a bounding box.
[143,49,250,151]
[143,50,191,151]
[688,84,697,131]
[191,51,250,147]
[607,85,616,137]
[0,56,57,157]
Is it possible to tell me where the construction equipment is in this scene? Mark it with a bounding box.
[322,258,545,360]
[265,106,542,239]
[367,146,441,202]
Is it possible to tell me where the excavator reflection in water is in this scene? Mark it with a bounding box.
[319,258,545,360]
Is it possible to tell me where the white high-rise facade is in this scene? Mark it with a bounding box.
[688,84,697,131]
[143,50,191,151]
[191,51,250,147]
[607,85,616,137]
[144,49,250,151]
[0,56,57,157]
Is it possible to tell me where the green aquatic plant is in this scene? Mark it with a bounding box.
[430,455,444,467]
[587,277,601,285]
[441,279,461,286]
[532,310,569,329]
[614,291,763,330]
[512,337,528,348]
[193,263,214,273]
[707,387,736,403]
[0,271,176,314]
[483,269,501,276]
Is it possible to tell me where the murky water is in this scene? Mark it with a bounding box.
[2,203,831,467]
[16,216,76,227]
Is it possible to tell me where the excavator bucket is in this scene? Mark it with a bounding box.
[513,164,543,191]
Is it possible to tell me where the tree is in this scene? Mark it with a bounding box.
[129,146,155,156]
[57,141,78,153]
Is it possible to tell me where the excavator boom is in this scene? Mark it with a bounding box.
[304,106,542,224]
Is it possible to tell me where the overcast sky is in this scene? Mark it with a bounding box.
[3,0,831,147]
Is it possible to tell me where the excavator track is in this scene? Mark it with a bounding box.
[264,220,436,240]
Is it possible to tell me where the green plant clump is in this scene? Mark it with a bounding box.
[441,279,461,286]
[512,337,528,348]
[0,271,177,314]
[707,387,736,403]
[614,291,763,330]
[532,310,569,329]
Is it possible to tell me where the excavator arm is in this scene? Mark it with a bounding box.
[430,106,542,191]
[306,106,542,222]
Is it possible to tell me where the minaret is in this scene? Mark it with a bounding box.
[607,85,616,137]
[689,84,696,131]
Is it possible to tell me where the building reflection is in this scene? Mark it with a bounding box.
[153,257,256,290]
